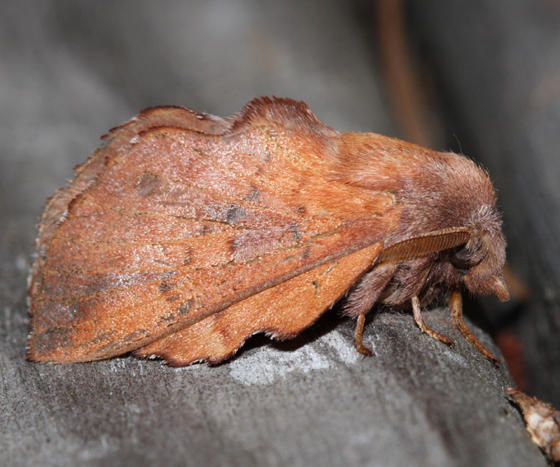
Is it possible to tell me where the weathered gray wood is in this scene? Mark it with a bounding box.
[0,1,547,466]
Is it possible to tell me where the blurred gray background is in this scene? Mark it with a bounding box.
[1,1,559,466]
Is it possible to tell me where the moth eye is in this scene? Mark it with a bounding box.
[450,238,484,271]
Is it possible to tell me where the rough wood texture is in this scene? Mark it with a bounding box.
[0,1,548,466]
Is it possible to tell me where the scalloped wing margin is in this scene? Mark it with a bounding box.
[27,98,398,363]
[134,243,383,366]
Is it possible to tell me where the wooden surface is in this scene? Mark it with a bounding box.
[0,1,549,466]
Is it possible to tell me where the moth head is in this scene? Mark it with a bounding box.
[452,230,509,302]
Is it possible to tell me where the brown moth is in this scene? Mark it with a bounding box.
[27,97,509,366]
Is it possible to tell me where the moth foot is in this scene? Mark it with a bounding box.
[353,312,374,357]
[411,295,455,347]
[450,290,500,364]
[355,342,373,356]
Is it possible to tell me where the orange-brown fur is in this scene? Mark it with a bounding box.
[337,132,506,316]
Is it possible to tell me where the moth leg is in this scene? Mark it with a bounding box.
[345,263,397,356]
[450,290,499,363]
[354,313,373,356]
[411,295,454,346]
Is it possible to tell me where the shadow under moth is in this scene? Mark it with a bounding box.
[27,97,509,366]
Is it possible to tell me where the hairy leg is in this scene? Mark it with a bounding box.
[411,295,454,346]
[354,313,372,356]
[345,263,396,355]
[450,290,499,363]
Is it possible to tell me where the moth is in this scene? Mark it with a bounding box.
[27,97,509,366]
